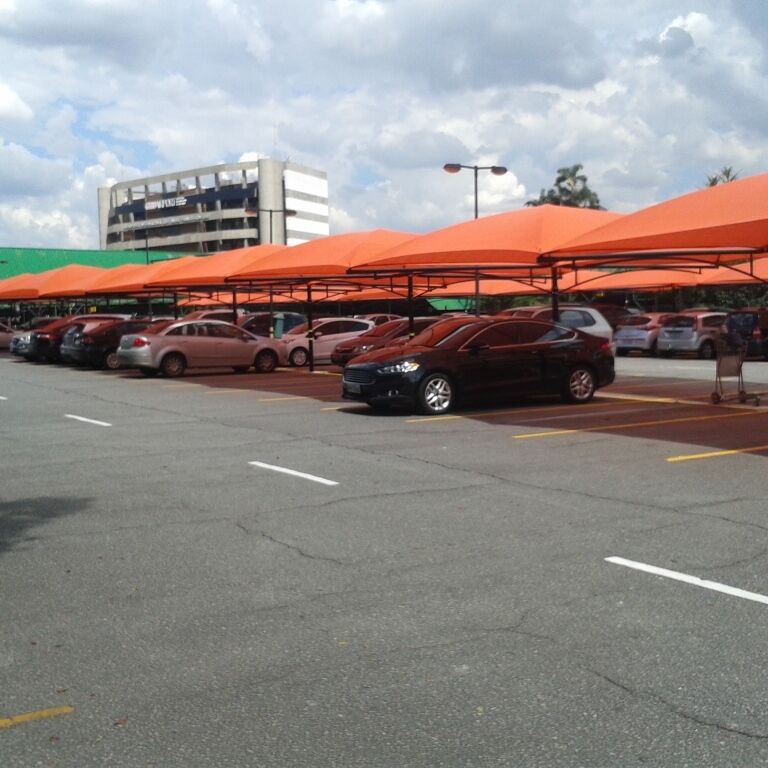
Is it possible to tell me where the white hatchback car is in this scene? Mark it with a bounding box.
[615,313,677,356]
[504,305,614,350]
[280,317,375,366]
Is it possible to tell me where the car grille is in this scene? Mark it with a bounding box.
[343,368,375,384]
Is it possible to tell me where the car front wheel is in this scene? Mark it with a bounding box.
[160,353,186,378]
[562,365,596,403]
[417,372,454,415]
[699,340,715,359]
[289,347,308,367]
[255,349,278,373]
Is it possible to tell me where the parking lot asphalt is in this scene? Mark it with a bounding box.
[3,352,768,767]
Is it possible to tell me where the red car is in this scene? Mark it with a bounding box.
[331,317,441,366]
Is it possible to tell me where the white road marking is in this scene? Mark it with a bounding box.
[248,461,338,486]
[64,414,112,427]
[606,556,768,605]
[0,395,7,400]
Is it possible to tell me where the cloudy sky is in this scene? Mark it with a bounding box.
[0,0,766,249]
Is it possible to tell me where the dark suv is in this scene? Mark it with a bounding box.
[725,308,768,358]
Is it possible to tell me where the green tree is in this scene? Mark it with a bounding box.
[705,166,740,186]
[525,164,603,209]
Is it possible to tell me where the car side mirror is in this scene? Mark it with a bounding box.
[314,331,323,339]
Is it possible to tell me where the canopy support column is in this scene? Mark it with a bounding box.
[407,274,415,338]
[550,267,560,322]
[268,286,274,338]
[232,290,237,325]
[474,270,480,316]
[307,284,315,373]
[173,292,179,318]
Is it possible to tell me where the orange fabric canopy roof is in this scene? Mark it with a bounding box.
[86,257,200,294]
[698,257,768,286]
[352,206,623,271]
[552,172,768,263]
[229,229,418,280]
[0,272,39,300]
[0,265,106,300]
[146,245,287,288]
[566,268,703,292]
[38,264,107,298]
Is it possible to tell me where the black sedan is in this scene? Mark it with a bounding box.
[341,316,615,414]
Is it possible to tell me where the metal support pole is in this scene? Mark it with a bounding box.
[473,166,479,220]
[474,270,480,316]
[173,292,179,318]
[551,267,560,322]
[307,284,314,373]
[232,290,237,325]
[407,274,415,337]
[268,286,274,338]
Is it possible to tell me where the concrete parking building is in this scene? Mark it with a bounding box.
[98,158,329,256]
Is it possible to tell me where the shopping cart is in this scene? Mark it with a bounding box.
[710,337,760,405]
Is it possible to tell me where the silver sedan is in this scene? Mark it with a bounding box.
[117,319,283,377]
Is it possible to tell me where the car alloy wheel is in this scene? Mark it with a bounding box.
[418,373,454,415]
[289,347,308,367]
[699,340,715,359]
[563,366,596,403]
[255,349,278,373]
[104,350,121,370]
[160,353,186,378]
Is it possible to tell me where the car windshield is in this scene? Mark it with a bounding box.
[144,320,177,334]
[406,319,483,348]
[364,320,407,338]
[618,315,654,327]
[663,316,696,328]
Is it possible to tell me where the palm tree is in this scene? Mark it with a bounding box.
[705,166,740,186]
[526,164,603,209]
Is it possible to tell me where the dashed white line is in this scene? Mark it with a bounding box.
[606,556,768,605]
[64,414,112,427]
[248,461,338,486]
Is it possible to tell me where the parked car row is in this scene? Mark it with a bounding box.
[613,308,768,359]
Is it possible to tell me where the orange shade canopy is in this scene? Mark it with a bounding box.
[697,257,768,286]
[0,272,39,300]
[229,229,418,281]
[147,245,287,288]
[353,206,623,271]
[552,172,768,263]
[0,265,106,300]
[86,257,200,294]
[426,278,550,297]
[565,268,703,292]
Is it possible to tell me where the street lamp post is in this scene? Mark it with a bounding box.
[443,163,508,219]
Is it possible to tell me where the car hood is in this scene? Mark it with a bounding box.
[348,344,430,365]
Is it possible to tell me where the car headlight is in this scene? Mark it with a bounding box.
[356,344,374,353]
[379,359,420,374]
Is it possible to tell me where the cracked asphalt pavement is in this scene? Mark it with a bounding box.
[3,354,768,767]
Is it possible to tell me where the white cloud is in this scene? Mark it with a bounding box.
[0,82,32,119]
[0,0,768,248]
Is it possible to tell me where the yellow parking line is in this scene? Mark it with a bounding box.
[258,395,310,402]
[513,409,760,440]
[0,706,74,729]
[667,444,768,463]
[311,370,342,377]
[405,398,646,424]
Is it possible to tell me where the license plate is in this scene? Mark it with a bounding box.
[345,382,361,393]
